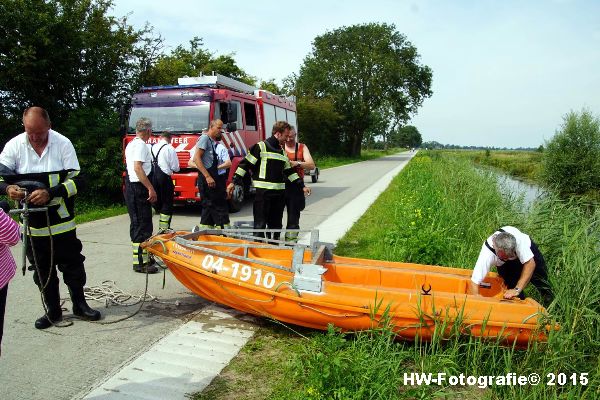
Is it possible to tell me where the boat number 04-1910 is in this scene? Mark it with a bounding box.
[201,255,277,289]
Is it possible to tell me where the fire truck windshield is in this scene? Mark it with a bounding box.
[127,103,210,134]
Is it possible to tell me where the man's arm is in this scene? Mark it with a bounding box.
[169,147,180,172]
[193,147,215,188]
[468,281,480,296]
[300,144,316,170]
[134,161,157,203]
[284,156,303,186]
[188,148,197,168]
[47,169,83,200]
[227,143,258,196]
[218,159,232,170]
[470,244,495,296]
[217,146,231,170]
[503,258,536,299]
[0,140,23,199]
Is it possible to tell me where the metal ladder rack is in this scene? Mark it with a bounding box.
[172,225,334,293]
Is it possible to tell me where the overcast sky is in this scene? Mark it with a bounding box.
[111,0,600,148]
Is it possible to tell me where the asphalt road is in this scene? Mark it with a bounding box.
[0,152,414,400]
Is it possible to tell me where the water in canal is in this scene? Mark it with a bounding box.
[497,174,544,210]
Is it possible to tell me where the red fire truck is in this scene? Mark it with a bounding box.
[121,74,298,211]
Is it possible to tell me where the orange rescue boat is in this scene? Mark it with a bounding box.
[142,229,552,347]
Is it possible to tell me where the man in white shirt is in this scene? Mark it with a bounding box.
[215,140,231,227]
[0,107,100,329]
[124,118,158,274]
[215,141,231,177]
[469,226,553,306]
[150,132,180,231]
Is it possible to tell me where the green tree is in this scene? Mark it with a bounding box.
[259,79,282,94]
[421,140,443,149]
[392,125,422,148]
[297,96,344,156]
[295,23,432,156]
[141,37,256,86]
[0,0,161,203]
[0,0,159,140]
[542,109,600,196]
[60,107,123,201]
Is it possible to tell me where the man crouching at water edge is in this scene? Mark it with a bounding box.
[468,226,554,307]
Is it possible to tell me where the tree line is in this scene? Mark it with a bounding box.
[0,1,433,202]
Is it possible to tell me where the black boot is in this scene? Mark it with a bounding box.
[68,285,101,321]
[35,309,63,329]
[35,282,62,330]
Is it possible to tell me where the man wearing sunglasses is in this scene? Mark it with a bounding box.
[469,226,553,307]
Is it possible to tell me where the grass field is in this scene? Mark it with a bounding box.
[193,150,599,400]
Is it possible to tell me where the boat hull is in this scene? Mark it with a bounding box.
[143,232,551,347]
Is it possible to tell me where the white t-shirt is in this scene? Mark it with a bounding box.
[0,129,80,173]
[216,142,230,175]
[125,137,151,182]
[470,226,534,284]
[151,139,180,176]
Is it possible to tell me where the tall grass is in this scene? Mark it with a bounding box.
[445,150,543,184]
[192,150,598,400]
[336,151,516,267]
[275,151,599,399]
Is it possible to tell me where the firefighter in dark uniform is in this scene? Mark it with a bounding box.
[227,121,310,240]
[193,119,230,229]
[0,107,101,329]
[150,131,180,231]
[124,117,159,274]
[284,127,314,241]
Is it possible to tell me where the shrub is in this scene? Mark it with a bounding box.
[59,107,124,203]
[297,96,344,156]
[542,109,600,196]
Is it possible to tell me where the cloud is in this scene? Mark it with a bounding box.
[110,0,600,147]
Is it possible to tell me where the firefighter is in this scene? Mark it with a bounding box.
[124,117,159,274]
[227,121,310,241]
[284,127,314,241]
[469,226,553,307]
[193,119,229,229]
[150,131,180,231]
[0,107,101,329]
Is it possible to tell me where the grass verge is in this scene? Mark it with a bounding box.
[193,150,599,399]
[74,200,127,224]
[194,323,316,400]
